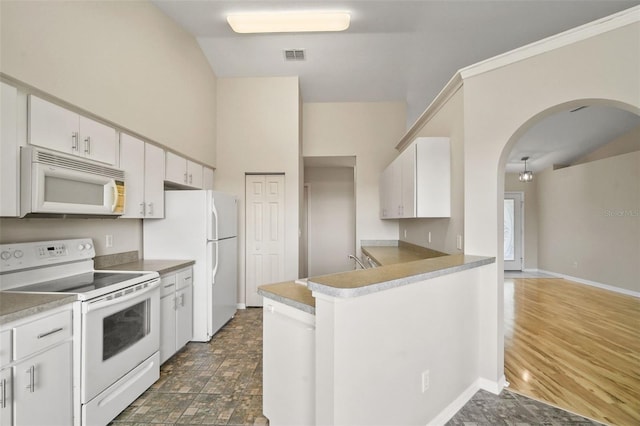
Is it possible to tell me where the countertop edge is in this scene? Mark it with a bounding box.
[101,259,195,275]
[0,294,77,326]
[308,255,496,298]
[258,288,316,315]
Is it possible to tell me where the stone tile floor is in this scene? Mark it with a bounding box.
[110,308,601,426]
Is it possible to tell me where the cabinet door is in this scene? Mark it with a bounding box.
[0,82,19,217]
[14,341,73,426]
[0,367,12,426]
[144,143,165,218]
[202,167,214,190]
[165,152,187,186]
[399,146,416,218]
[79,115,117,165]
[28,95,79,155]
[160,293,177,364]
[119,134,145,218]
[187,160,203,189]
[175,283,193,351]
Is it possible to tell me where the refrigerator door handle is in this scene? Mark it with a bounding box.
[212,241,219,285]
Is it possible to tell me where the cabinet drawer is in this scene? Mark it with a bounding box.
[14,310,72,359]
[0,330,11,366]
[161,274,177,297]
[176,268,193,291]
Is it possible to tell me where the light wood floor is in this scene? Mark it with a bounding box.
[504,278,640,426]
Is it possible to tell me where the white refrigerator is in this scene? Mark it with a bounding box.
[143,190,238,342]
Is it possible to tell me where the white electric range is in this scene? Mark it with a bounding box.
[0,238,160,426]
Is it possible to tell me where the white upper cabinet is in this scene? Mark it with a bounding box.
[28,95,117,165]
[1,82,19,217]
[380,137,450,219]
[144,143,165,218]
[203,167,214,190]
[165,151,204,189]
[119,133,164,218]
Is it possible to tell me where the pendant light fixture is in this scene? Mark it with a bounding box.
[519,156,533,182]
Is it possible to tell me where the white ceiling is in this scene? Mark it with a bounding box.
[151,0,639,171]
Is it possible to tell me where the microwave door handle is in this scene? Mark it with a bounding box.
[84,279,159,313]
[108,180,118,212]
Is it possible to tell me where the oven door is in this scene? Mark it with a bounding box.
[81,279,159,403]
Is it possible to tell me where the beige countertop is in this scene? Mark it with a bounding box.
[258,281,315,315]
[0,292,77,326]
[361,241,447,266]
[260,241,494,312]
[101,259,195,275]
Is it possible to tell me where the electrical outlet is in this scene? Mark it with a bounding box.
[428,231,432,243]
[106,234,113,248]
[421,370,430,392]
[456,235,463,250]
[404,229,407,238]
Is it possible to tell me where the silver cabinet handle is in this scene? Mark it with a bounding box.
[147,202,154,216]
[140,202,146,216]
[37,327,63,339]
[84,136,91,154]
[25,366,35,393]
[0,378,6,408]
[173,296,177,311]
[180,293,185,307]
[183,172,188,183]
[71,132,79,151]
[189,174,193,184]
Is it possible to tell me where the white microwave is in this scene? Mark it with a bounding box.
[20,146,126,217]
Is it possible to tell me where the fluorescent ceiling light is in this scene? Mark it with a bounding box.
[227,11,350,34]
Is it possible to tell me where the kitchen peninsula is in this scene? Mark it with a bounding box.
[259,243,495,426]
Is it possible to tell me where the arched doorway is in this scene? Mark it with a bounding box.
[497,101,639,423]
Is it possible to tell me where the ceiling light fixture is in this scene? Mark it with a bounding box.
[227,11,350,34]
[519,156,533,182]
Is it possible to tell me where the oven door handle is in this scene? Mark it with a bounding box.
[84,279,159,313]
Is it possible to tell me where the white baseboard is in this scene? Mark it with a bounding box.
[537,269,640,298]
[236,303,246,309]
[427,381,480,426]
[478,374,507,395]
[427,375,506,425]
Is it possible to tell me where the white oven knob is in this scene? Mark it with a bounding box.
[13,250,23,258]
[0,251,11,260]
[78,244,85,250]
[85,243,93,250]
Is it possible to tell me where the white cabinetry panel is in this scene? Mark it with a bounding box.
[0,82,19,217]
[379,137,450,219]
[28,95,117,165]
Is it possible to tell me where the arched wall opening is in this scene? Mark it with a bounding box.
[461,19,639,388]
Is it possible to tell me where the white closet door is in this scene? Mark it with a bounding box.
[245,174,285,307]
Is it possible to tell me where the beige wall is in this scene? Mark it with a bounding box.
[401,88,465,254]
[504,174,539,270]
[305,167,356,276]
[573,124,640,165]
[215,77,300,304]
[462,21,640,386]
[536,151,639,292]
[0,0,217,256]
[302,102,406,254]
[0,0,217,164]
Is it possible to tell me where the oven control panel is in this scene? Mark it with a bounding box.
[0,238,95,273]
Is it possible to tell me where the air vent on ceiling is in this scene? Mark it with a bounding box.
[284,49,305,61]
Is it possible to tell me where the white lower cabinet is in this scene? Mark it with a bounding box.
[263,299,315,426]
[160,267,193,364]
[0,306,74,426]
[13,341,73,426]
